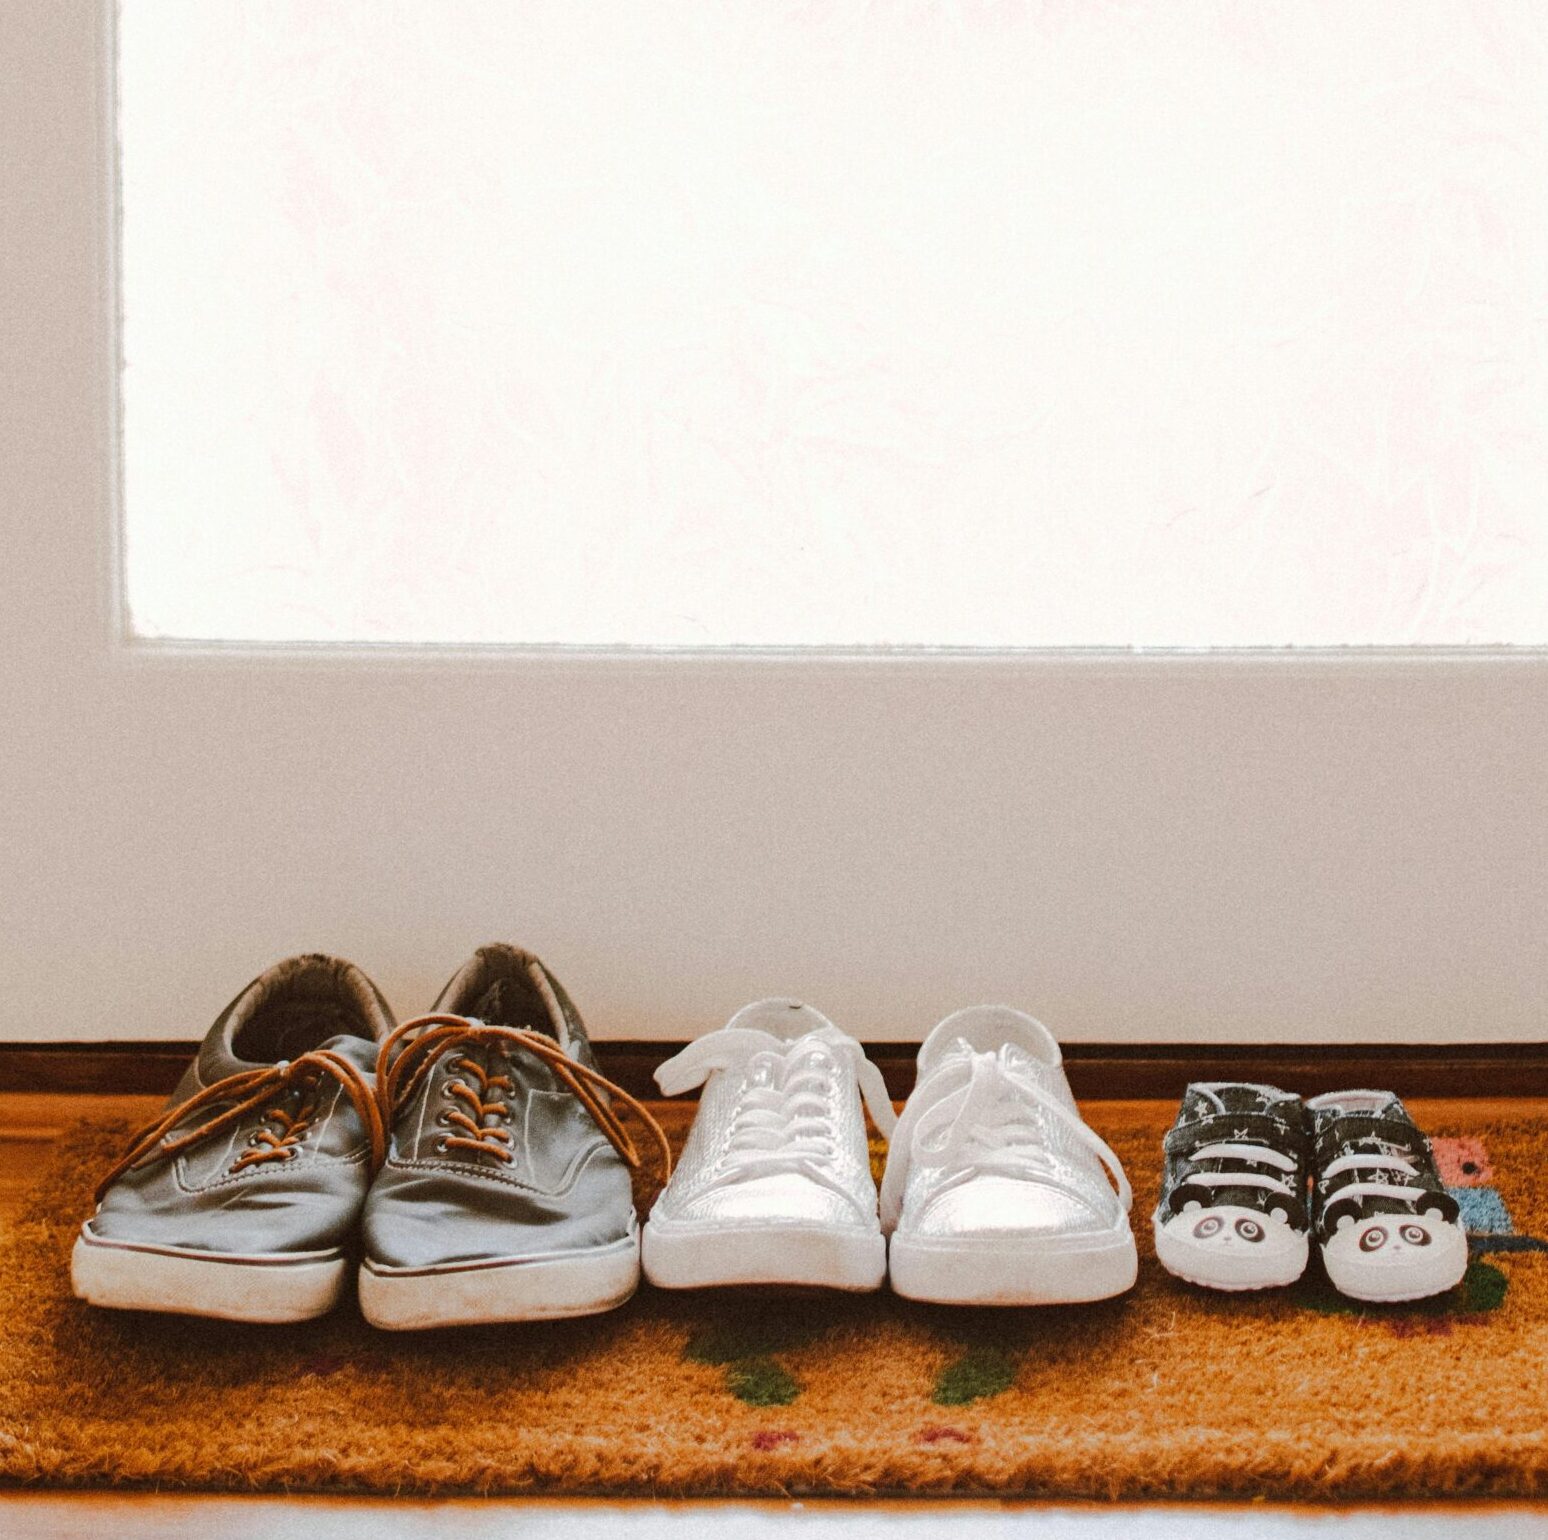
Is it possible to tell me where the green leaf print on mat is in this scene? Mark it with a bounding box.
[933,1345,1019,1406]
[725,1357,802,1407]
[927,1308,1054,1406]
[682,1307,819,1406]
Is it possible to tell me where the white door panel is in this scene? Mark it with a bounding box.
[2,3,1545,1046]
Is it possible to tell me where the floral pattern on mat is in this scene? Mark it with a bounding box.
[5,1107,1548,1498]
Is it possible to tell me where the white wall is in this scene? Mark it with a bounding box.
[2,2,1546,1047]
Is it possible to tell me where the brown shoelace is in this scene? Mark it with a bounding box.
[377,1014,673,1181]
[94,1048,386,1204]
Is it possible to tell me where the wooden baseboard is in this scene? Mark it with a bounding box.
[2,1040,1545,1101]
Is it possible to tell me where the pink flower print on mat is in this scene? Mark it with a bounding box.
[1433,1137,1495,1187]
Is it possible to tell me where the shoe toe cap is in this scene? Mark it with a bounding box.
[671,1172,866,1229]
[911,1175,1114,1240]
[1321,1213,1469,1299]
[1155,1203,1308,1288]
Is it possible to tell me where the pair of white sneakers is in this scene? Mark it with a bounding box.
[641,999,1137,1306]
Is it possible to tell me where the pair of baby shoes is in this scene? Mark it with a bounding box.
[643,999,1137,1306]
[1153,1082,1468,1302]
[74,945,667,1328]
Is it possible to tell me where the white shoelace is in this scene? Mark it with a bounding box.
[880,1047,1131,1230]
[656,1027,897,1204]
[1184,1141,1299,1203]
[1321,1149,1428,1211]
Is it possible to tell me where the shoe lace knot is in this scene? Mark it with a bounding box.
[379,1014,673,1179]
[655,1026,896,1203]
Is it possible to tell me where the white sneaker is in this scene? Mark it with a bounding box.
[642,999,896,1291]
[880,1007,1137,1306]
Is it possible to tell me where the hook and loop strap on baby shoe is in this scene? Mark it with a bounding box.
[377,1014,674,1181]
[93,1048,386,1204]
[1164,1110,1308,1160]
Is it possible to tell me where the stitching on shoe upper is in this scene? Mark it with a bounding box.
[172,1140,372,1195]
[93,1048,386,1204]
[376,1013,672,1189]
[385,1139,609,1196]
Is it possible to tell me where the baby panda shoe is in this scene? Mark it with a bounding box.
[1308,1090,1468,1303]
[1154,1083,1311,1291]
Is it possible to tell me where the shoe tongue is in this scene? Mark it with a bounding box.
[316,1033,379,1073]
[720,998,838,1043]
[469,979,558,1040]
[936,1035,1038,1071]
[1308,1088,1406,1122]
[201,1029,377,1084]
[919,1006,1061,1074]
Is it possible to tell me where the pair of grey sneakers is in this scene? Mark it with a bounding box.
[72,945,668,1327]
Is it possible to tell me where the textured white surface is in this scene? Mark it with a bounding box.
[121,1,1548,647]
[652,1011,879,1229]
[884,1014,1129,1241]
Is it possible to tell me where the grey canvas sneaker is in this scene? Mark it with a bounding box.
[358,944,669,1329]
[72,954,393,1323]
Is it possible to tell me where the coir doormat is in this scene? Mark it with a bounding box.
[2,1102,1546,1499]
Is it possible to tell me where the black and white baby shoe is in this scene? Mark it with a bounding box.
[1308,1090,1468,1303]
[1154,1083,1311,1291]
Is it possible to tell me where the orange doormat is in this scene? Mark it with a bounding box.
[2,1101,1546,1499]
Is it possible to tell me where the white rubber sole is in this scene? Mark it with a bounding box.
[1321,1227,1470,1303]
[70,1224,347,1323]
[358,1233,640,1329]
[642,1218,886,1291]
[1153,1210,1310,1293]
[888,1226,1138,1306]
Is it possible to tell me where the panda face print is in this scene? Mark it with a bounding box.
[1351,1214,1443,1259]
[1181,1208,1287,1249]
